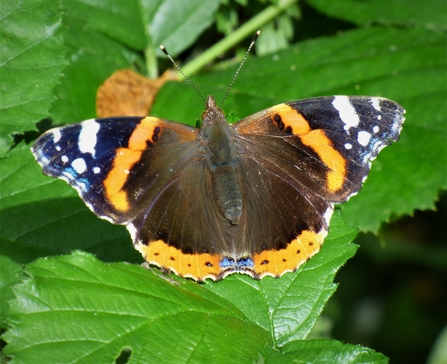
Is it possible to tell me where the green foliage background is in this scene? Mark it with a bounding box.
[1,0,446,363]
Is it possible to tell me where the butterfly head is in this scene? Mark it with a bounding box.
[201,96,227,127]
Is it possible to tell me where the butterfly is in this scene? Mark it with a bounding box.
[32,93,405,281]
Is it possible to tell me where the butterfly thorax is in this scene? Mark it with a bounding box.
[200,96,243,226]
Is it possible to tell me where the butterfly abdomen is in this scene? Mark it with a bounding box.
[211,165,243,225]
[201,110,243,226]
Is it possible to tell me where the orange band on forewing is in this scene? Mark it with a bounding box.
[281,107,312,135]
[299,129,346,192]
[272,107,345,193]
[104,117,162,212]
[104,149,142,211]
[128,117,160,149]
[137,240,222,281]
[253,230,325,278]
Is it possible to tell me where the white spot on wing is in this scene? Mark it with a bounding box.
[346,189,359,201]
[52,129,61,143]
[344,143,352,150]
[358,131,372,146]
[126,223,138,242]
[93,167,101,174]
[371,98,381,111]
[322,205,334,234]
[332,96,360,131]
[373,126,380,133]
[78,119,100,157]
[61,155,69,163]
[71,158,87,174]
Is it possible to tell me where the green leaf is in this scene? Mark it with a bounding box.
[3,211,359,363]
[256,11,297,55]
[60,0,146,50]
[0,0,67,156]
[49,15,142,123]
[139,0,221,57]
[427,325,447,364]
[3,251,269,363]
[340,30,447,231]
[57,0,220,56]
[140,0,220,77]
[280,339,388,363]
[306,0,447,30]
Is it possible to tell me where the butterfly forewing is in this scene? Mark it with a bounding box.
[234,96,404,202]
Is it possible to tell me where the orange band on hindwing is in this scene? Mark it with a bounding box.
[253,230,325,277]
[136,240,222,281]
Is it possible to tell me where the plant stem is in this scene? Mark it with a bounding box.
[145,45,158,79]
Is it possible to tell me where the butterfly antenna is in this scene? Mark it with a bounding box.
[219,30,260,109]
[160,45,206,105]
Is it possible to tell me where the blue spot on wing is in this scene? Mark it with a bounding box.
[220,256,254,270]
